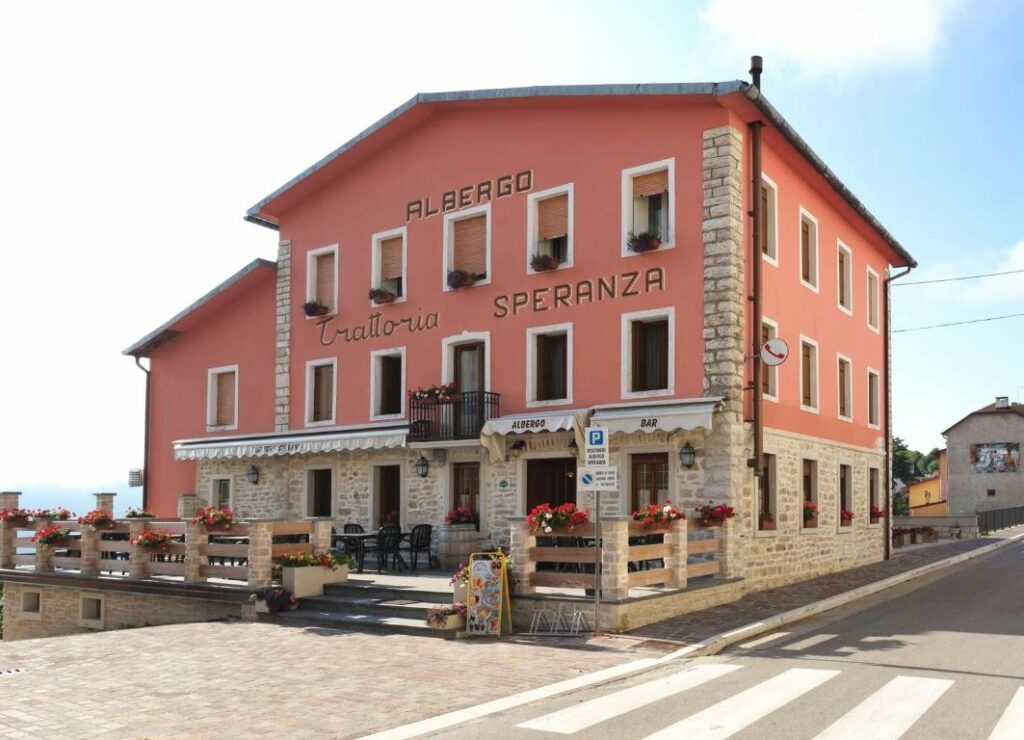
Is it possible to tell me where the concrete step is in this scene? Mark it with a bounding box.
[299,593,439,619]
[271,608,457,637]
[323,581,453,604]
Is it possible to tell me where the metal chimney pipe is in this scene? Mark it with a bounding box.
[750,55,763,89]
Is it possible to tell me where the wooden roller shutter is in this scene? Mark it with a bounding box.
[215,371,236,427]
[536,194,568,241]
[315,251,335,309]
[380,237,403,281]
[760,187,769,253]
[760,323,772,394]
[632,169,668,198]
[453,215,487,275]
[802,344,813,406]
[312,364,334,422]
[801,220,812,282]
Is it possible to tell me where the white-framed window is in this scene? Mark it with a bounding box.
[761,317,779,402]
[867,367,881,429]
[306,467,334,518]
[78,594,105,629]
[206,365,238,431]
[866,266,880,332]
[526,322,573,407]
[441,332,490,392]
[526,184,574,273]
[837,353,853,421]
[443,204,491,291]
[621,158,675,256]
[838,463,853,529]
[760,174,778,265]
[837,240,853,315]
[305,357,337,427]
[801,459,819,531]
[306,244,339,316]
[621,307,675,399]
[799,207,819,292]
[21,589,42,620]
[370,347,406,420]
[799,336,819,413]
[211,478,232,510]
[371,227,407,305]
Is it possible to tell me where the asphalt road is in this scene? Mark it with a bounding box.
[426,541,1024,739]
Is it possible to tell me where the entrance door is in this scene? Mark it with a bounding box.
[631,453,669,512]
[526,458,577,511]
[375,465,402,527]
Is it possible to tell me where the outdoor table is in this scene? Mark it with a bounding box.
[333,530,409,573]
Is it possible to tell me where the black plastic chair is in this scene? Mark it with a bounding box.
[375,525,404,573]
[401,524,432,570]
[335,523,365,556]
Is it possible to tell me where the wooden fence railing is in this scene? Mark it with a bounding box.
[0,517,332,589]
[510,516,724,599]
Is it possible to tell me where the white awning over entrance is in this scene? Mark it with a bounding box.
[479,410,589,464]
[589,397,721,435]
[173,426,408,461]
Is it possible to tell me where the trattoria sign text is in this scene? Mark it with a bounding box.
[317,311,440,346]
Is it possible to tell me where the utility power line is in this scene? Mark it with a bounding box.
[893,312,1024,334]
[894,267,1024,286]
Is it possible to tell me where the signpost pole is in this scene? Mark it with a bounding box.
[594,488,601,633]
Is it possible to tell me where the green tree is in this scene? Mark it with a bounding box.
[892,437,916,482]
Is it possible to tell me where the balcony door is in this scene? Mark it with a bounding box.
[454,342,484,436]
[526,458,577,512]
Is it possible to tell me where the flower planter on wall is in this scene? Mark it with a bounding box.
[803,517,818,529]
[282,564,349,599]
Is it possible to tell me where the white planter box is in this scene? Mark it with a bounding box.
[428,614,466,630]
[282,564,349,599]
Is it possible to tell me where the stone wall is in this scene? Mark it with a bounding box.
[945,411,1024,515]
[274,239,292,432]
[1,582,244,642]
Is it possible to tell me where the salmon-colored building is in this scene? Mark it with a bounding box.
[126,68,916,588]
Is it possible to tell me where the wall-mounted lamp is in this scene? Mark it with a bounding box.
[678,442,696,470]
[414,455,430,478]
[509,439,527,458]
[246,466,260,485]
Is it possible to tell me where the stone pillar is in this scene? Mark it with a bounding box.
[508,517,536,595]
[184,522,206,583]
[177,493,199,520]
[35,543,54,573]
[128,521,148,579]
[247,522,274,588]
[701,125,752,580]
[311,519,333,552]
[275,239,292,432]
[93,492,116,513]
[0,521,14,569]
[665,520,688,589]
[1,491,21,511]
[599,518,630,601]
[79,526,100,576]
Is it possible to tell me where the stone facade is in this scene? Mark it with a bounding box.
[1,582,245,642]
[275,239,292,432]
[945,405,1024,515]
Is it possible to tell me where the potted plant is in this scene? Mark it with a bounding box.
[368,287,397,304]
[250,586,297,614]
[870,505,886,524]
[130,528,176,554]
[0,509,32,527]
[446,269,484,290]
[759,512,776,531]
[125,508,156,519]
[631,501,685,529]
[426,602,467,630]
[626,230,662,253]
[527,502,591,534]
[802,501,818,528]
[530,253,560,272]
[303,299,330,317]
[840,509,855,527]
[30,508,74,521]
[273,551,355,599]
[409,383,458,402]
[450,563,469,604]
[695,501,735,527]
[191,506,234,532]
[78,509,116,530]
[32,525,72,547]
[444,507,479,527]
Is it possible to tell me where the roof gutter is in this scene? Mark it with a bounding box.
[738,85,917,270]
[244,213,279,231]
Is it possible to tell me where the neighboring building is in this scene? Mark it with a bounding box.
[944,397,1024,516]
[125,71,915,590]
[906,473,948,516]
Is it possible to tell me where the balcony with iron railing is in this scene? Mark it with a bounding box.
[408,391,500,443]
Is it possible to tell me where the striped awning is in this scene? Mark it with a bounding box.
[173,426,407,461]
[589,398,721,435]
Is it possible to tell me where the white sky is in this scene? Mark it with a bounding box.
[0,1,963,491]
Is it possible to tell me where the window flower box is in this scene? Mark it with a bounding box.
[530,253,560,272]
[758,513,776,531]
[802,501,818,529]
[626,231,661,253]
[869,505,885,524]
[447,269,484,290]
[368,287,397,304]
[840,510,855,527]
[695,502,734,528]
[303,300,330,317]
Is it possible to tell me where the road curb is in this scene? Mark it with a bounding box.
[662,532,1024,662]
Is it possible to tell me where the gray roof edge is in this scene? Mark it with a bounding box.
[243,81,747,227]
[123,258,277,357]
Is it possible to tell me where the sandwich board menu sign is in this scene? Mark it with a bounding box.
[465,552,512,637]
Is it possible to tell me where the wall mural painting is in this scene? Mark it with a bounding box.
[970,443,1020,474]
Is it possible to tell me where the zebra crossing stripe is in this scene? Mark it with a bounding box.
[814,675,953,740]
[517,663,742,734]
[739,632,791,649]
[988,686,1024,740]
[783,633,839,652]
[642,668,840,740]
